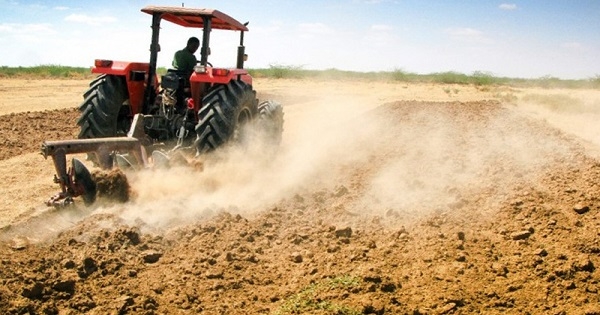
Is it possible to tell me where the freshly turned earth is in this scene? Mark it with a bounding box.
[0,78,598,314]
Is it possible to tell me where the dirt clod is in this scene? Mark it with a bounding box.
[335,227,353,238]
[290,252,303,263]
[573,204,591,214]
[92,168,131,203]
[141,251,163,264]
[510,230,532,240]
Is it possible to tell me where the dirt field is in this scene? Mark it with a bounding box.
[0,77,599,314]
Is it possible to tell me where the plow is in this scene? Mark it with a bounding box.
[41,6,284,207]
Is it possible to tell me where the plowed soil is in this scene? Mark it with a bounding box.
[0,78,599,315]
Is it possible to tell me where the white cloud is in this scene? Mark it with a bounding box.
[298,22,334,34]
[445,27,482,37]
[360,0,393,3]
[27,4,46,10]
[499,3,517,10]
[371,24,393,31]
[252,21,284,35]
[363,24,399,49]
[64,14,117,26]
[297,22,334,38]
[444,27,493,44]
[0,23,56,35]
[561,42,584,50]
[0,24,12,32]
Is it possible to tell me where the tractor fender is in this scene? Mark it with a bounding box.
[190,68,252,86]
[91,61,157,115]
[189,68,253,114]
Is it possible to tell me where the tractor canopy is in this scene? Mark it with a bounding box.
[141,6,249,31]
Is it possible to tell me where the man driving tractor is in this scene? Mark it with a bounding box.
[172,37,200,74]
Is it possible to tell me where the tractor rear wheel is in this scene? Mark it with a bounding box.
[78,74,130,139]
[257,100,284,145]
[194,80,257,154]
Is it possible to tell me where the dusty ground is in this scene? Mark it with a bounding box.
[0,77,599,314]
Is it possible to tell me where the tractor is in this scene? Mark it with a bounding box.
[41,6,284,207]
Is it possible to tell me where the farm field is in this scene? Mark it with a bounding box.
[0,77,599,314]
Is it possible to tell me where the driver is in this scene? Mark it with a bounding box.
[172,37,200,74]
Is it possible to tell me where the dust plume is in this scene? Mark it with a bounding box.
[348,101,580,226]
[116,94,384,229]
[0,89,590,243]
[112,96,581,231]
[515,89,600,156]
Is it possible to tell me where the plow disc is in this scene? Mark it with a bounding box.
[72,158,97,205]
[45,158,96,208]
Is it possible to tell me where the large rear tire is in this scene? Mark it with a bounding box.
[78,74,130,139]
[194,80,257,154]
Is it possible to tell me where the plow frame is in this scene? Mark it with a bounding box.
[41,114,149,207]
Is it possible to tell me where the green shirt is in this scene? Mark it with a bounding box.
[172,48,197,73]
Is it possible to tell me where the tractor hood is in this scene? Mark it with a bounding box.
[141,6,248,31]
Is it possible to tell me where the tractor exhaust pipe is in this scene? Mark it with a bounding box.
[236,22,249,69]
[236,45,245,69]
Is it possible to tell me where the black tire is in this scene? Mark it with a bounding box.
[257,100,284,146]
[78,74,129,139]
[194,80,257,154]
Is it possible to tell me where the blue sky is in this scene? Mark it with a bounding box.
[0,0,598,79]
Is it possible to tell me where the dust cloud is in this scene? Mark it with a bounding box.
[349,102,578,224]
[117,95,384,229]
[0,89,591,242]
[112,95,580,231]
[514,89,600,156]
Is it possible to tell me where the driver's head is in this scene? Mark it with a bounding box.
[186,37,200,53]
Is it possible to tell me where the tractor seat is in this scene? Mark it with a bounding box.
[162,69,191,90]
[167,68,191,76]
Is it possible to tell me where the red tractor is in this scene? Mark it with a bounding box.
[41,6,284,207]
